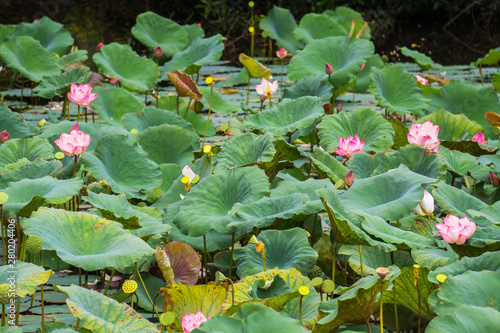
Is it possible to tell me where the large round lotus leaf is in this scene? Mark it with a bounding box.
[432,182,488,219]
[131,11,188,58]
[369,65,431,116]
[0,104,35,139]
[59,50,88,70]
[93,43,156,93]
[352,54,385,93]
[245,96,324,137]
[339,164,436,221]
[400,47,442,70]
[293,13,347,44]
[288,36,374,89]
[199,87,238,115]
[234,228,318,278]
[317,107,394,154]
[57,285,159,333]
[348,151,385,179]
[473,46,500,66]
[468,201,500,226]
[183,23,205,44]
[122,106,194,133]
[439,147,491,180]
[3,176,83,217]
[0,36,60,82]
[0,137,54,172]
[194,303,308,333]
[426,80,500,138]
[214,132,276,171]
[323,6,371,39]
[162,283,226,331]
[0,159,61,189]
[173,166,269,236]
[418,108,483,141]
[82,134,162,199]
[40,121,129,153]
[372,144,447,180]
[282,75,331,104]
[426,304,500,333]
[33,66,90,99]
[161,34,225,75]
[259,6,304,53]
[162,241,201,286]
[135,124,198,166]
[9,17,74,55]
[85,86,143,126]
[23,208,154,270]
[0,261,52,297]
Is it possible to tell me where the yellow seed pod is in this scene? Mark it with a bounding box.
[248,1,254,7]
[37,119,46,127]
[203,145,212,154]
[55,152,65,160]
[249,27,255,34]
[298,286,310,296]
[0,192,8,205]
[436,274,447,283]
[130,129,138,134]
[122,280,138,294]
[181,176,190,184]
[205,77,213,85]
[191,174,200,184]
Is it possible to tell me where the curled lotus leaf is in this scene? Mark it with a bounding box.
[167,69,203,101]
[238,53,271,79]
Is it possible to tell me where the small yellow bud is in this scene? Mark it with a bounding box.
[130,129,138,134]
[249,27,255,34]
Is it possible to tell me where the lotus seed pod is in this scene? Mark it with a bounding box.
[160,311,176,326]
[122,280,138,294]
[321,279,335,293]
[153,188,163,198]
[436,274,447,283]
[376,267,390,280]
[0,284,12,305]
[298,286,310,296]
[310,277,323,288]
[0,192,8,205]
[26,236,43,254]
[38,119,46,127]
[308,266,323,279]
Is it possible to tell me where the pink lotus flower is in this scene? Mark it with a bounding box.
[325,63,333,75]
[472,132,487,144]
[0,130,10,143]
[415,75,428,85]
[335,134,364,157]
[435,215,476,245]
[276,48,287,59]
[54,123,91,156]
[182,311,209,333]
[153,46,163,57]
[255,78,278,99]
[413,189,434,216]
[67,83,98,107]
[104,74,119,84]
[96,42,104,52]
[407,121,440,153]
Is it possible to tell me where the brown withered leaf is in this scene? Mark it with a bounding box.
[167,70,203,101]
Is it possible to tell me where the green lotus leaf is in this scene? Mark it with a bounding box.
[426,80,500,138]
[136,124,199,166]
[199,86,238,115]
[293,13,347,44]
[382,266,438,322]
[431,181,488,220]
[386,116,410,150]
[473,46,500,66]
[453,225,500,257]
[163,241,201,286]
[222,268,319,329]
[311,146,349,182]
[426,304,500,333]
[288,37,374,89]
[347,152,384,179]
[0,24,16,44]
[33,66,90,99]
[317,107,394,154]
[352,54,385,93]
[58,50,88,69]
[468,201,500,226]
[400,47,442,70]
[369,65,431,116]
[314,275,384,333]
[9,17,73,55]
[131,11,188,58]
[411,247,458,270]
[89,86,144,126]
[82,134,162,199]
[0,137,54,172]
[234,228,318,278]
[23,208,154,271]
[122,106,194,133]
[439,146,491,179]
[161,283,226,331]
[0,159,61,189]
[281,75,331,104]
[340,165,436,221]
[372,145,447,180]
[194,303,308,333]
[0,104,35,139]
[323,7,371,39]
[259,6,304,53]
[83,192,168,236]
[0,36,60,82]
[57,285,159,333]
[0,261,52,297]
[3,176,83,217]
[93,43,156,93]
[493,73,500,91]
[183,23,205,44]
[238,53,271,79]
[419,108,483,141]
[428,251,500,283]
[339,245,414,276]
[161,34,225,75]
[317,187,396,252]
[0,326,23,333]
[245,96,324,137]
[173,166,269,236]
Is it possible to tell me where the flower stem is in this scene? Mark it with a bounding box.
[1,205,5,266]
[202,86,213,147]
[156,58,159,108]
[176,95,179,115]
[183,97,192,119]
[20,78,24,112]
[246,76,250,105]
[203,234,208,284]
[391,252,399,333]
[102,269,115,295]
[136,262,160,318]
[332,240,337,283]
[379,280,384,333]
[2,304,5,327]
[41,284,45,333]
[299,295,304,325]
[228,232,235,279]
[359,245,364,277]
[280,60,284,96]
[77,105,80,122]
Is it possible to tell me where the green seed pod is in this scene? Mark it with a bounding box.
[26,236,43,254]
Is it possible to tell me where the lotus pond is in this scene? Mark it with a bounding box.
[0,5,500,333]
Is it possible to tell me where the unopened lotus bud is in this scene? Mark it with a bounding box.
[96,42,104,52]
[413,189,434,216]
[154,46,163,57]
[214,271,227,284]
[0,130,10,143]
[276,48,287,59]
[490,172,500,187]
[345,171,354,187]
[337,104,342,113]
[360,63,366,71]
[325,63,333,75]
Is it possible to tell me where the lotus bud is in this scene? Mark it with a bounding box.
[344,171,354,187]
[360,63,366,71]
[96,42,104,52]
[325,63,333,75]
[472,132,487,144]
[337,103,342,113]
[415,75,428,85]
[276,48,287,59]
[153,46,163,57]
[413,189,434,217]
[491,172,500,187]
[0,130,10,143]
